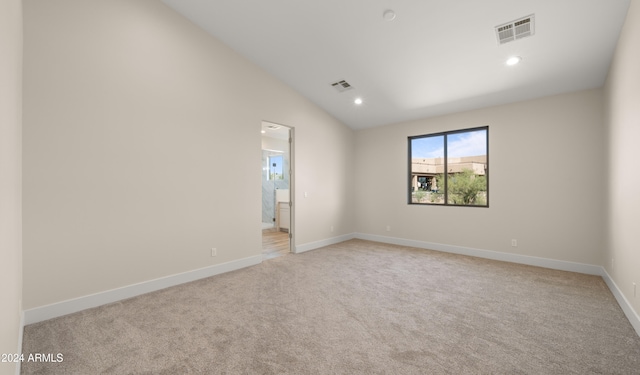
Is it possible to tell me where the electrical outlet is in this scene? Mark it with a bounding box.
[612,258,615,271]
[511,239,517,247]
[211,248,217,257]
[330,225,334,232]
[386,225,391,232]
[634,283,637,298]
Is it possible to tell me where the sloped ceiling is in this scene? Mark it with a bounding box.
[162,0,630,130]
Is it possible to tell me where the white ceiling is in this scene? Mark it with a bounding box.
[262,121,290,140]
[161,0,630,130]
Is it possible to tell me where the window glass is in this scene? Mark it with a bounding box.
[409,127,488,207]
[269,155,284,180]
[409,135,444,204]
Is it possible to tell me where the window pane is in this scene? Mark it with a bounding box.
[269,155,283,180]
[410,135,445,204]
[409,127,488,207]
[446,129,487,206]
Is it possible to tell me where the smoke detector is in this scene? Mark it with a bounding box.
[330,80,354,93]
[383,10,396,21]
[495,14,535,45]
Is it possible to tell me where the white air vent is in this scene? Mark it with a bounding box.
[496,14,535,44]
[330,80,353,93]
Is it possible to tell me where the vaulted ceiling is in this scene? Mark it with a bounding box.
[162,0,630,130]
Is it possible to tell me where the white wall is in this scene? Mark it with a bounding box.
[0,0,22,373]
[355,89,605,266]
[23,0,354,310]
[262,136,288,153]
[604,0,640,318]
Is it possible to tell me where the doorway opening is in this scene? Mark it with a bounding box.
[261,121,293,260]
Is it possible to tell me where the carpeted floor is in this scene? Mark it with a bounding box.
[21,239,640,374]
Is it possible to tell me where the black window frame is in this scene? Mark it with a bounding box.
[408,126,489,207]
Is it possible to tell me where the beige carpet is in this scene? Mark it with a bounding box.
[22,239,640,374]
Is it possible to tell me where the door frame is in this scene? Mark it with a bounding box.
[261,121,294,254]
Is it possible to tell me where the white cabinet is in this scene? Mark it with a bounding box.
[277,202,290,232]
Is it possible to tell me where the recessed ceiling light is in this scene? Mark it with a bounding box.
[506,56,522,66]
[261,130,266,133]
[354,98,363,105]
[383,9,396,21]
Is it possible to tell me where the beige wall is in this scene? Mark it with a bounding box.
[604,1,640,317]
[0,0,22,373]
[23,0,354,309]
[355,89,604,265]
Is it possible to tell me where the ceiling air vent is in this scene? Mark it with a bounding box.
[495,14,534,45]
[330,80,353,93]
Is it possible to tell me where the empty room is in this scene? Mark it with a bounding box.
[2,0,639,374]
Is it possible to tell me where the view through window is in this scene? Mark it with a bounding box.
[268,155,284,180]
[409,127,488,206]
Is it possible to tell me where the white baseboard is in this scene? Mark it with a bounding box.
[354,233,603,275]
[24,255,263,325]
[600,268,640,337]
[355,233,639,337]
[21,233,640,340]
[294,233,355,254]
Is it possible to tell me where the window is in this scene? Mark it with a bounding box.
[409,127,488,207]
[268,155,284,180]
